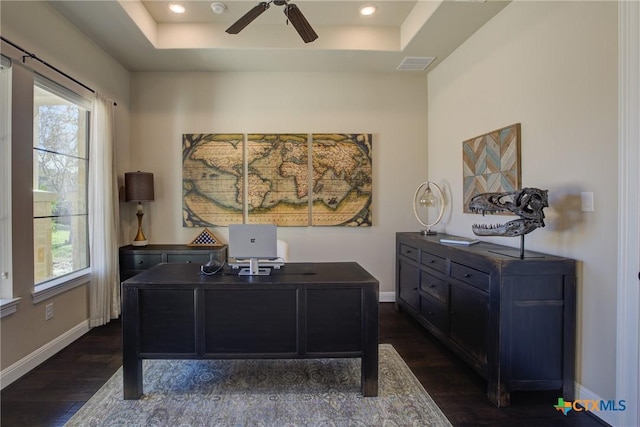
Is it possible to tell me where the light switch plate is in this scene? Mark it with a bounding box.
[581,192,594,212]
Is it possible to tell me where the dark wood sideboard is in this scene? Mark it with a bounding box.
[121,262,380,399]
[395,232,576,407]
[119,244,227,281]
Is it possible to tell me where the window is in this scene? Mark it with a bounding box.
[1,55,12,300]
[33,76,91,286]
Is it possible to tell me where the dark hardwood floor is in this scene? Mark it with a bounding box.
[1,303,608,427]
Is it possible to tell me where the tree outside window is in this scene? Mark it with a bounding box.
[33,82,89,284]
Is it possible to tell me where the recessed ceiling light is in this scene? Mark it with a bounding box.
[169,2,186,14]
[359,4,378,16]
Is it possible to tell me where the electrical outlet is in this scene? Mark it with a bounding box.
[45,303,54,320]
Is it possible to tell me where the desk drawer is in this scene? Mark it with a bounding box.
[166,253,211,264]
[421,251,447,274]
[120,254,162,271]
[420,271,448,304]
[451,262,490,293]
[399,244,419,262]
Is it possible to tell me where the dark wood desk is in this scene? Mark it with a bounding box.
[121,262,379,399]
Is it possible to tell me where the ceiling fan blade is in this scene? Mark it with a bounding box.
[226,2,270,35]
[284,4,318,43]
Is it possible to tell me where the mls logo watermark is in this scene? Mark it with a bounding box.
[555,398,626,416]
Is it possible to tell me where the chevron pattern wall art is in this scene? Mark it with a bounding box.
[462,123,521,213]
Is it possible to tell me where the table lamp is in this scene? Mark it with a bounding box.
[125,171,154,246]
[413,181,445,235]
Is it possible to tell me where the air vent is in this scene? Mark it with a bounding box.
[397,57,436,71]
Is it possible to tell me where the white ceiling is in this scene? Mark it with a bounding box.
[48,0,509,73]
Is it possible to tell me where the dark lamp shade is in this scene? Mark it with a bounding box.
[125,172,155,202]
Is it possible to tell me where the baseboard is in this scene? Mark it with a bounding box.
[575,382,618,426]
[379,292,395,303]
[0,319,90,390]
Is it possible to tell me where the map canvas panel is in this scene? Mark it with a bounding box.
[311,134,372,226]
[246,134,310,226]
[182,134,244,226]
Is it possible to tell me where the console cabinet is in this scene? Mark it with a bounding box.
[119,244,227,281]
[396,232,576,407]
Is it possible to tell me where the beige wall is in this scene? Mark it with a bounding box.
[129,71,429,294]
[427,1,618,400]
[0,1,130,370]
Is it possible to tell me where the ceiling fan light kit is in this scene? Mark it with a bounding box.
[226,0,318,43]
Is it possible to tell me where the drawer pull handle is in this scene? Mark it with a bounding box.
[186,260,191,263]
[429,260,435,263]
[429,285,435,288]
[464,273,471,278]
[413,287,418,291]
[137,260,143,264]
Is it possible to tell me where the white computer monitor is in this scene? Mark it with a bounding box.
[228,224,278,275]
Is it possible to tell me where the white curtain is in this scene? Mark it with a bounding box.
[88,93,120,327]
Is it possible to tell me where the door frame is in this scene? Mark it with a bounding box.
[616,2,639,426]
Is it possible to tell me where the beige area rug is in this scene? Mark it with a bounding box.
[66,344,451,427]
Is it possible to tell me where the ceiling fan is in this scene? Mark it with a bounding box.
[225,0,318,43]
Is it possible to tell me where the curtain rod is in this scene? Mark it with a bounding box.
[1,36,117,106]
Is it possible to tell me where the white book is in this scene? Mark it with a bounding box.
[439,237,480,245]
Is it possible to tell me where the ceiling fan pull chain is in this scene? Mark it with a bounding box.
[284,4,289,26]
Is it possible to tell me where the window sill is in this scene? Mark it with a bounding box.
[1,297,21,318]
[32,269,91,304]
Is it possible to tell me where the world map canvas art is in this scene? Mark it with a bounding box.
[182,133,372,227]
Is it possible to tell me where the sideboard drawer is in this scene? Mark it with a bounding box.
[451,262,490,293]
[421,251,447,274]
[166,253,211,264]
[420,271,448,304]
[399,244,419,262]
[121,254,163,271]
